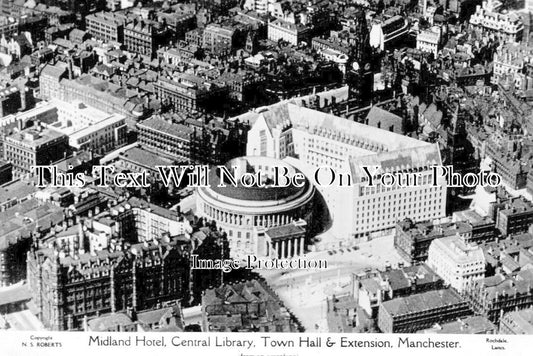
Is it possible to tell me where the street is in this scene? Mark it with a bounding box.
[257,233,406,332]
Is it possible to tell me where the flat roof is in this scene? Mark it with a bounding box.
[418,315,496,334]
[265,223,306,240]
[0,179,38,205]
[119,146,174,169]
[381,289,466,317]
[6,127,66,148]
[0,198,64,249]
[137,116,194,140]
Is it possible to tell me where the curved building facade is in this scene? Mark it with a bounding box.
[196,156,315,258]
[242,101,446,245]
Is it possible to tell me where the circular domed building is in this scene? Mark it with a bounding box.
[196,156,315,259]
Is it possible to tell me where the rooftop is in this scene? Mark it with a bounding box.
[453,209,494,226]
[0,179,38,206]
[360,263,442,295]
[365,106,403,133]
[251,102,432,155]
[0,199,64,250]
[265,222,306,240]
[87,312,133,331]
[110,196,180,222]
[205,156,310,202]
[431,235,485,264]
[137,116,194,140]
[418,315,496,334]
[502,308,533,334]
[86,11,127,27]
[36,234,190,271]
[203,279,291,330]
[6,126,66,148]
[500,197,533,216]
[472,272,533,301]
[118,146,174,170]
[40,63,67,79]
[381,289,466,316]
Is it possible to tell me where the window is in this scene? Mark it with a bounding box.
[259,129,267,156]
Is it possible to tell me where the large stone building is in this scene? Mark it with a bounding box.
[39,63,67,100]
[416,27,441,57]
[465,271,533,324]
[154,73,228,113]
[479,232,533,276]
[492,42,533,89]
[495,196,533,236]
[469,0,523,43]
[85,11,127,43]
[136,116,193,162]
[486,138,529,190]
[107,146,175,184]
[108,197,193,243]
[395,217,493,264]
[268,18,311,46]
[242,0,270,15]
[157,43,198,66]
[427,235,486,293]
[353,263,443,318]
[196,156,315,258]
[154,76,208,113]
[27,235,192,330]
[123,19,170,58]
[377,289,472,333]
[3,125,69,178]
[395,219,443,263]
[202,23,235,56]
[451,210,496,243]
[137,115,247,165]
[43,73,148,120]
[244,102,446,242]
[50,99,127,155]
[369,16,409,51]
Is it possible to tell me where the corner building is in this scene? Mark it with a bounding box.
[427,235,486,293]
[196,156,315,259]
[27,237,192,331]
[243,102,446,241]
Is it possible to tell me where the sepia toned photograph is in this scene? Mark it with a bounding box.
[0,0,533,348]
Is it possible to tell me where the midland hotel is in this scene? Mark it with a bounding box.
[244,101,447,241]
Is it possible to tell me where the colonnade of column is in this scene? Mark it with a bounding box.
[205,204,294,228]
[270,237,305,259]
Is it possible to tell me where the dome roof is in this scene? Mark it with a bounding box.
[207,157,309,202]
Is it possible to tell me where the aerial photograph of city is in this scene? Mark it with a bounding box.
[1,0,533,338]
